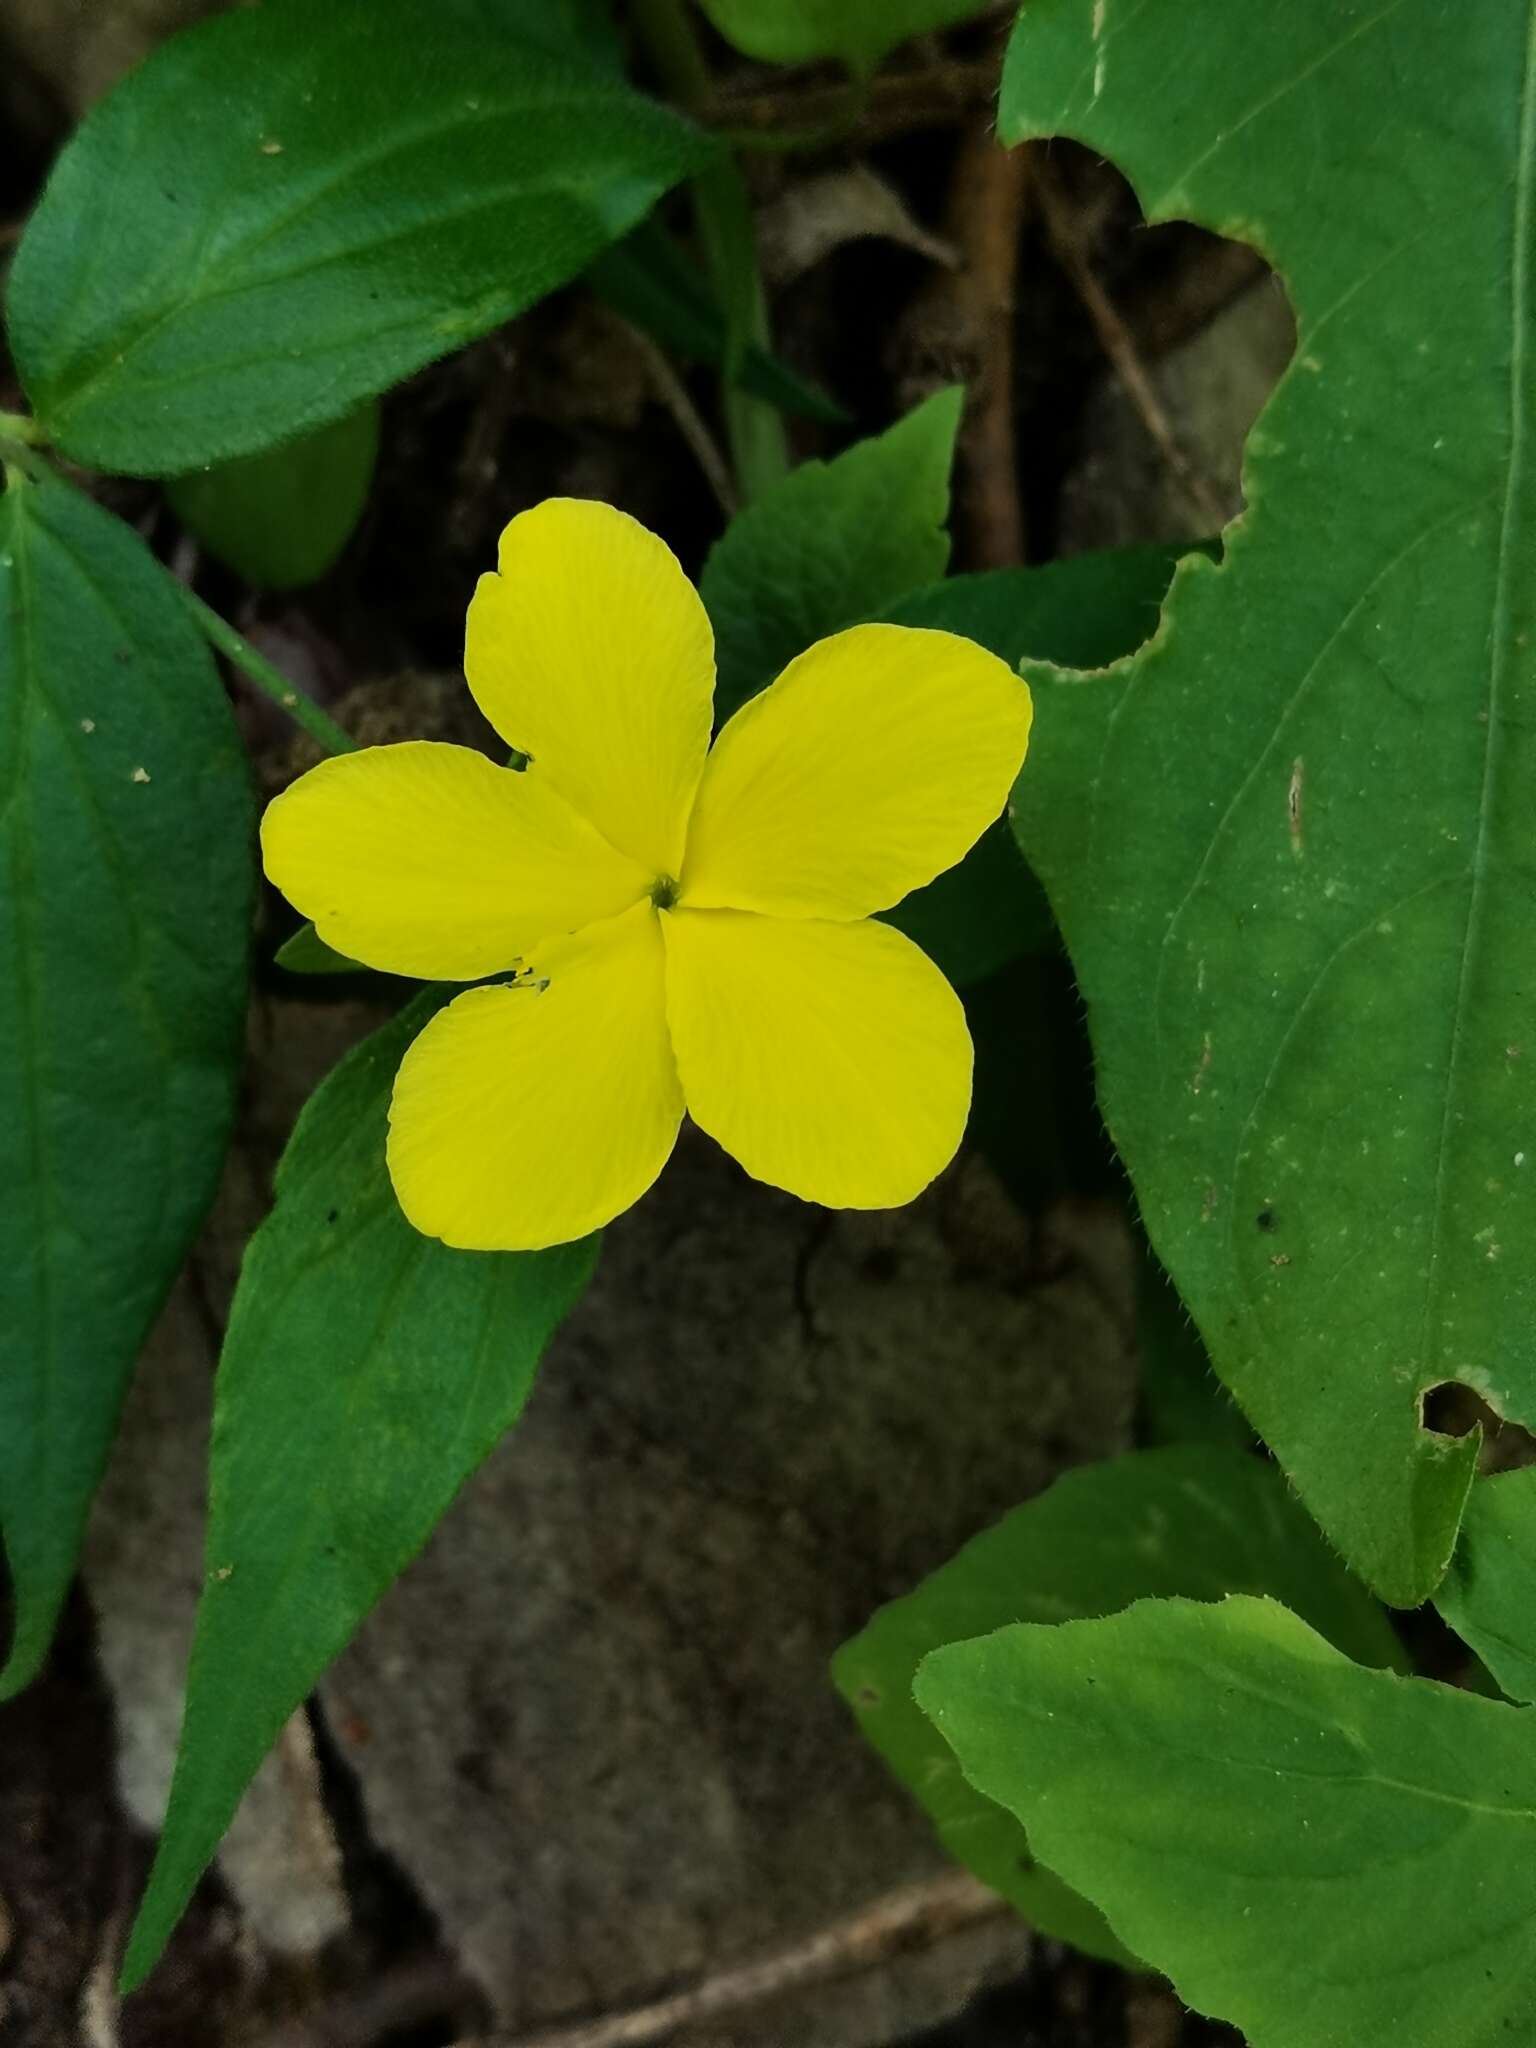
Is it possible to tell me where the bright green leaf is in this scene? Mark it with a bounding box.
[0,475,252,1695]
[1437,1466,1536,1705]
[1000,0,1533,1603]
[837,1446,1401,1965]
[701,388,962,725]
[588,220,847,423]
[121,993,598,1989]
[167,404,379,590]
[698,0,985,78]
[918,1596,1536,2048]
[7,0,711,474]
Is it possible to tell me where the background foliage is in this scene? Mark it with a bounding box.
[2,0,1531,2040]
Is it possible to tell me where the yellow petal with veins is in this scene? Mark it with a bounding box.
[387,901,682,1250]
[661,907,971,1208]
[680,623,1031,920]
[465,498,715,876]
[261,741,650,981]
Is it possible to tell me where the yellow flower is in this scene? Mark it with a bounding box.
[261,498,1032,1251]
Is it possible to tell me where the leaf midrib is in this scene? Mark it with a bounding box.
[43,82,687,431]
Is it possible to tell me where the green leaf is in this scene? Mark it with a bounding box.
[884,546,1201,676]
[999,0,1535,1603]
[167,404,379,591]
[7,0,711,474]
[436,0,623,70]
[881,820,1048,988]
[918,1596,1536,2048]
[698,0,986,77]
[878,548,1194,983]
[1437,1466,1536,1705]
[1135,1248,1251,1451]
[836,1446,1401,1965]
[702,388,962,724]
[588,220,847,423]
[272,921,366,975]
[0,475,252,1694]
[122,992,597,1989]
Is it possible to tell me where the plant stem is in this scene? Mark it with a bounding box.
[0,436,49,486]
[183,588,357,755]
[0,410,45,447]
[630,0,788,502]
[0,429,353,755]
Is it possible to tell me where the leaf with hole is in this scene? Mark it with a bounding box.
[918,1595,1536,2048]
[1002,0,1536,1604]
[6,0,711,473]
[836,1445,1401,1964]
[0,475,252,1696]
[121,993,598,1988]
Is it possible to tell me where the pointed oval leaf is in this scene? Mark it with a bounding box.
[701,387,963,725]
[0,475,252,1695]
[836,1445,1401,1964]
[121,993,597,1990]
[1001,0,1533,1603]
[918,1597,1536,2048]
[7,0,711,474]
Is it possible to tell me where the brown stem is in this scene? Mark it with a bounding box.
[947,122,1031,567]
[711,54,1001,150]
[462,1870,1009,2048]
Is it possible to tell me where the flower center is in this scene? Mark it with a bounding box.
[649,874,679,910]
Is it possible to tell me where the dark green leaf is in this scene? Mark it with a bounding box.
[435,0,623,70]
[1000,0,1533,1603]
[272,921,366,975]
[837,1446,1401,1964]
[879,548,1193,983]
[882,819,1048,987]
[1135,1248,1251,1451]
[167,404,379,590]
[8,0,711,473]
[121,993,597,1989]
[0,475,252,1695]
[918,1596,1536,2048]
[1437,1466,1536,1705]
[884,547,1199,674]
[698,0,986,77]
[702,387,962,724]
[588,221,847,423]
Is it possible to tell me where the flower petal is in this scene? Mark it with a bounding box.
[261,742,651,981]
[661,908,971,1208]
[680,624,1031,920]
[388,902,682,1250]
[465,498,715,875]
